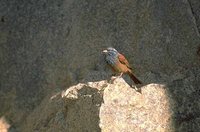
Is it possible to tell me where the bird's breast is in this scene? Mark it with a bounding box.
[106,55,117,66]
[105,54,130,73]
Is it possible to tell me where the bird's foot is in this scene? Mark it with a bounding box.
[109,76,117,83]
[132,85,142,93]
[109,73,123,84]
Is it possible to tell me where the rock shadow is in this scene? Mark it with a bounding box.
[63,85,104,132]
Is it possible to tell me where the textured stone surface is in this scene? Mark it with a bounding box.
[188,0,200,32]
[22,80,106,132]
[0,0,200,131]
[100,79,171,132]
[21,78,172,132]
[0,117,10,132]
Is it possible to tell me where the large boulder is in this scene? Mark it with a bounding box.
[21,78,172,132]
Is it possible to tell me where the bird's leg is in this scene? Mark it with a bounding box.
[110,73,118,83]
[118,72,123,78]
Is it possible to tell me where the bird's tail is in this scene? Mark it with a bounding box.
[128,71,142,84]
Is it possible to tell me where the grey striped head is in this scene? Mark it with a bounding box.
[102,47,119,65]
[102,47,119,56]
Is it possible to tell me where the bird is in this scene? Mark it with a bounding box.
[102,47,142,84]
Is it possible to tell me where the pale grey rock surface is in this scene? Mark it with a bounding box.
[22,78,172,132]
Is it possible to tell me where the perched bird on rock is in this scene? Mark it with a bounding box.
[102,47,142,84]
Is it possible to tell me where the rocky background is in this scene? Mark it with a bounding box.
[0,0,200,132]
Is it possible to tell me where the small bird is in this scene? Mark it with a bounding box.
[102,47,142,84]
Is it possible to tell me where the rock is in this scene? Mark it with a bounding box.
[22,80,105,132]
[20,78,172,132]
[188,0,200,32]
[0,117,10,132]
[0,0,200,131]
[100,78,172,132]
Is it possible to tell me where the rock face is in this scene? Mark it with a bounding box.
[0,0,200,132]
[100,79,171,132]
[21,78,171,132]
[21,80,105,132]
[188,0,200,32]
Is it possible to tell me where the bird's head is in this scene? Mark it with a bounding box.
[102,47,119,56]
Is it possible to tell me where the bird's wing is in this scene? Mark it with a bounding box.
[118,53,132,69]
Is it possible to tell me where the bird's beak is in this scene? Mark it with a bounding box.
[102,49,108,53]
